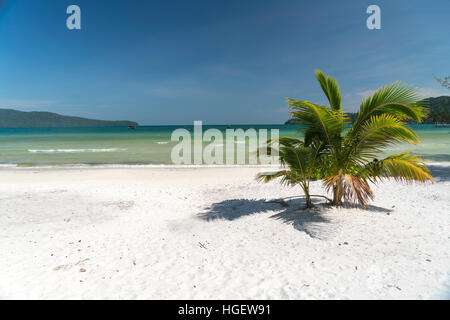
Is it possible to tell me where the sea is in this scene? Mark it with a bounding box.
[0,124,449,167]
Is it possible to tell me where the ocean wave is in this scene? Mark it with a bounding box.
[2,161,449,170]
[0,163,284,169]
[28,148,127,153]
[427,161,450,167]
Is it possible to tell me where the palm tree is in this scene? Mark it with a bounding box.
[287,70,432,207]
[256,137,324,208]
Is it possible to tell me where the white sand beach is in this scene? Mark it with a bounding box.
[0,165,449,300]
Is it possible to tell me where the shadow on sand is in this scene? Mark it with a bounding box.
[199,198,331,238]
[199,164,449,238]
[199,196,399,238]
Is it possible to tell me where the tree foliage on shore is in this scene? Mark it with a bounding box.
[435,75,450,90]
[0,109,138,128]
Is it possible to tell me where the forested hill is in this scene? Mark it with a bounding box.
[285,96,450,124]
[424,96,450,123]
[0,109,138,128]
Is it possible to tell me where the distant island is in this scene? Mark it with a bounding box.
[0,109,138,128]
[285,96,450,125]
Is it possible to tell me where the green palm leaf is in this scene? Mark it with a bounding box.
[358,152,432,183]
[349,82,427,139]
[288,99,343,155]
[315,69,342,111]
[345,114,420,166]
[256,170,290,183]
[257,138,325,208]
[381,154,432,182]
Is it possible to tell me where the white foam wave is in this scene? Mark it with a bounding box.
[0,163,284,170]
[28,148,126,153]
[2,161,449,170]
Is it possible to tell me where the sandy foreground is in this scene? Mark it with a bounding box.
[0,165,449,300]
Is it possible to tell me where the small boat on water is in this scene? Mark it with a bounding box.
[128,125,136,130]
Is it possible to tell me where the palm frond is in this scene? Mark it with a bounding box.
[256,170,290,183]
[358,152,433,183]
[344,114,420,165]
[279,145,312,177]
[315,69,342,111]
[288,99,342,155]
[350,82,427,138]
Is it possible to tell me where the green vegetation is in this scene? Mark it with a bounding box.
[262,70,433,208]
[424,96,450,123]
[434,75,450,89]
[0,109,138,128]
[257,137,324,208]
[286,96,450,125]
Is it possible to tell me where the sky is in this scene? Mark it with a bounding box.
[0,0,449,125]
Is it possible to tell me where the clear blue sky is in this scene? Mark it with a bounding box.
[0,0,449,125]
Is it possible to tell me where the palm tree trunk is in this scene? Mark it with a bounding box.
[332,185,342,206]
[305,193,313,208]
[301,183,314,208]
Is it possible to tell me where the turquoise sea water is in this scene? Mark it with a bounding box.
[0,124,449,166]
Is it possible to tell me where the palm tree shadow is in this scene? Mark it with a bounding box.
[365,204,394,213]
[198,199,279,221]
[199,198,332,239]
[270,204,332,239]
[335,203,393,213]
